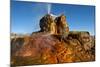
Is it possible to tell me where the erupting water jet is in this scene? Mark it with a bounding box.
[47,3,51,14]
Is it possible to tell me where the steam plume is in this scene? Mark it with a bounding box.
[47,3,51,14]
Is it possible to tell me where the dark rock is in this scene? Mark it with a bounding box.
[39,14,56,34]
[55,14,69,35]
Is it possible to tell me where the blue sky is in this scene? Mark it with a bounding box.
[11,1,95,35]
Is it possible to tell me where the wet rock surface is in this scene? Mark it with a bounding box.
[11,32,95,66]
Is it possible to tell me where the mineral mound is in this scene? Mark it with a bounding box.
[11,14,95,66]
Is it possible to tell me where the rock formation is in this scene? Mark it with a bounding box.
[11,14,95,66]
[39,14,69,35]
[39,14,56,34]
[55,14,69,35]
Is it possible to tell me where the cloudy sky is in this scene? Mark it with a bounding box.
[11,0,95,35]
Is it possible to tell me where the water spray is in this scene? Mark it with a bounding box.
[47,3,51,14]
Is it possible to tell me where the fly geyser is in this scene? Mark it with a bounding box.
[39,14,69,35]
[11,14,95,66]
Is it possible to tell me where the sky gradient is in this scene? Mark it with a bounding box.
[11,1,95,35]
